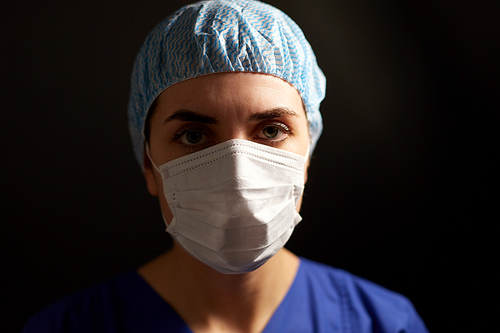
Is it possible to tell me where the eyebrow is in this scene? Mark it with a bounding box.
[249,107,299,121]
[164,109,218,124]
[163,107,299,125]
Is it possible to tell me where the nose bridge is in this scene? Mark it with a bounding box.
[218,117,251,142]
[221,129,248,142]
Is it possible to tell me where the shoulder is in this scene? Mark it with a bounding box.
[21,271,137,333]
[298,257,429,333]
[21,270,188,333]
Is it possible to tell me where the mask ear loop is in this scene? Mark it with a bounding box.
[145,142,175,230]
[145,143,162,174]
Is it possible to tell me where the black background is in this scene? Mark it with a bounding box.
[2,0,498,331]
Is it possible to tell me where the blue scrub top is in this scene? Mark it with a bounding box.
[22,258,428,332]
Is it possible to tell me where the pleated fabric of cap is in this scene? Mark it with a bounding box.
[128,0,326,169]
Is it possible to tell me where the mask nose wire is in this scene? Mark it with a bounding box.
[146,139,310,173]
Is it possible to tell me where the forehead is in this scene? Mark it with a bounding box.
[151,72,306,120]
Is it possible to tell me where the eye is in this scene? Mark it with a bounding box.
[172,125,208,148]
[257,123,290,141]
[183,130,204,144]
[262,126,279,138]
[178,129,207,146]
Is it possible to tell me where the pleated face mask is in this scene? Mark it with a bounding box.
[147,139,307,274]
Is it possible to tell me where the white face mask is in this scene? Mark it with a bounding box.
[147,139,307,274]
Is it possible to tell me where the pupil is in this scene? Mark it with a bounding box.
[264,126,278,138]
[186,131,202,143]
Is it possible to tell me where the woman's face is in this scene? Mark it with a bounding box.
[144,72,310,224]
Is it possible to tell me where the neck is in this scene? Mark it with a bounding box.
[139,242,299,333]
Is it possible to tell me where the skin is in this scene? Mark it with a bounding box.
[139,72,310,333]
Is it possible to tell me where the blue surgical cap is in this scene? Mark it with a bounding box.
[128,0,326,169]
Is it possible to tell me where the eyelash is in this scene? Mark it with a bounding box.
[171,124,202,139]
[264,122,291,133]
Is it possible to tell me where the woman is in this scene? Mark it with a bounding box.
[23,1,428,332]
